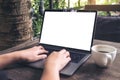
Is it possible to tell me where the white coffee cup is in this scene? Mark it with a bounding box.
[91,44,117,67]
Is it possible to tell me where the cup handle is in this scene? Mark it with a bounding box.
[106,54,112,66]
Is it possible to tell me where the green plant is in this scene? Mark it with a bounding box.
[98,11,108,16]
[31,0,42,37]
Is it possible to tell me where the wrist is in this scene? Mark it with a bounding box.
[0,51,22,68]
[8,51,23,62]
[45,66,59,73]
[45,62,60,72]
[42,66,60,80]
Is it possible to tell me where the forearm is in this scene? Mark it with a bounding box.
[0,51,20,69]
[41,67,60,80]
[0,46,49,69]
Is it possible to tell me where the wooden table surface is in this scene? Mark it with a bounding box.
[0,39,120,80]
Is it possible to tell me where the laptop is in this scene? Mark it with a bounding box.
[28,9,97,76]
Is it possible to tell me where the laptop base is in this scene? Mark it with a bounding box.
[27,54,91,76]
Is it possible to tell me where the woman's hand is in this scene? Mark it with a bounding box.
[45,49,71,72]
[16,46,48,62]
[41,49,71,80]
[0,46,48,69]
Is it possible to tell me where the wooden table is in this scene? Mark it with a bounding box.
[0,39,120,80]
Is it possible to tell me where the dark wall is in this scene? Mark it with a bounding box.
[95,16,120,42]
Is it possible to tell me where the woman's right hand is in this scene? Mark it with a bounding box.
[45,49,71,72]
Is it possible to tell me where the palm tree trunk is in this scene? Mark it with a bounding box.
[88,0,96,5]
[0,0,33,50]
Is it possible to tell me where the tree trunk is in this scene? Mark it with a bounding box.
[0,0,33,50]
[88,0,96,5]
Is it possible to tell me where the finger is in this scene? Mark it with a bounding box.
[38,50,48,55]
[37,54,47,60]
[38,46,45,50]
[65,52,71,62]
[62,51,70,58]
[66,57,71,63]
[59,49,67,54]
[65,56,71,63]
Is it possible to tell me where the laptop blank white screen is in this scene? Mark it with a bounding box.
[40,11,96,51]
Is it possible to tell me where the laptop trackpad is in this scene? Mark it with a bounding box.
[27,59,77,69]
[28,59,46,69]
[28,59,79,75]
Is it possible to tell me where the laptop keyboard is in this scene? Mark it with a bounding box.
[45,48,86,63]
[70,52,86,63]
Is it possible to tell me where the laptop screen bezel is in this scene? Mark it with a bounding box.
[39,9,97,53]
